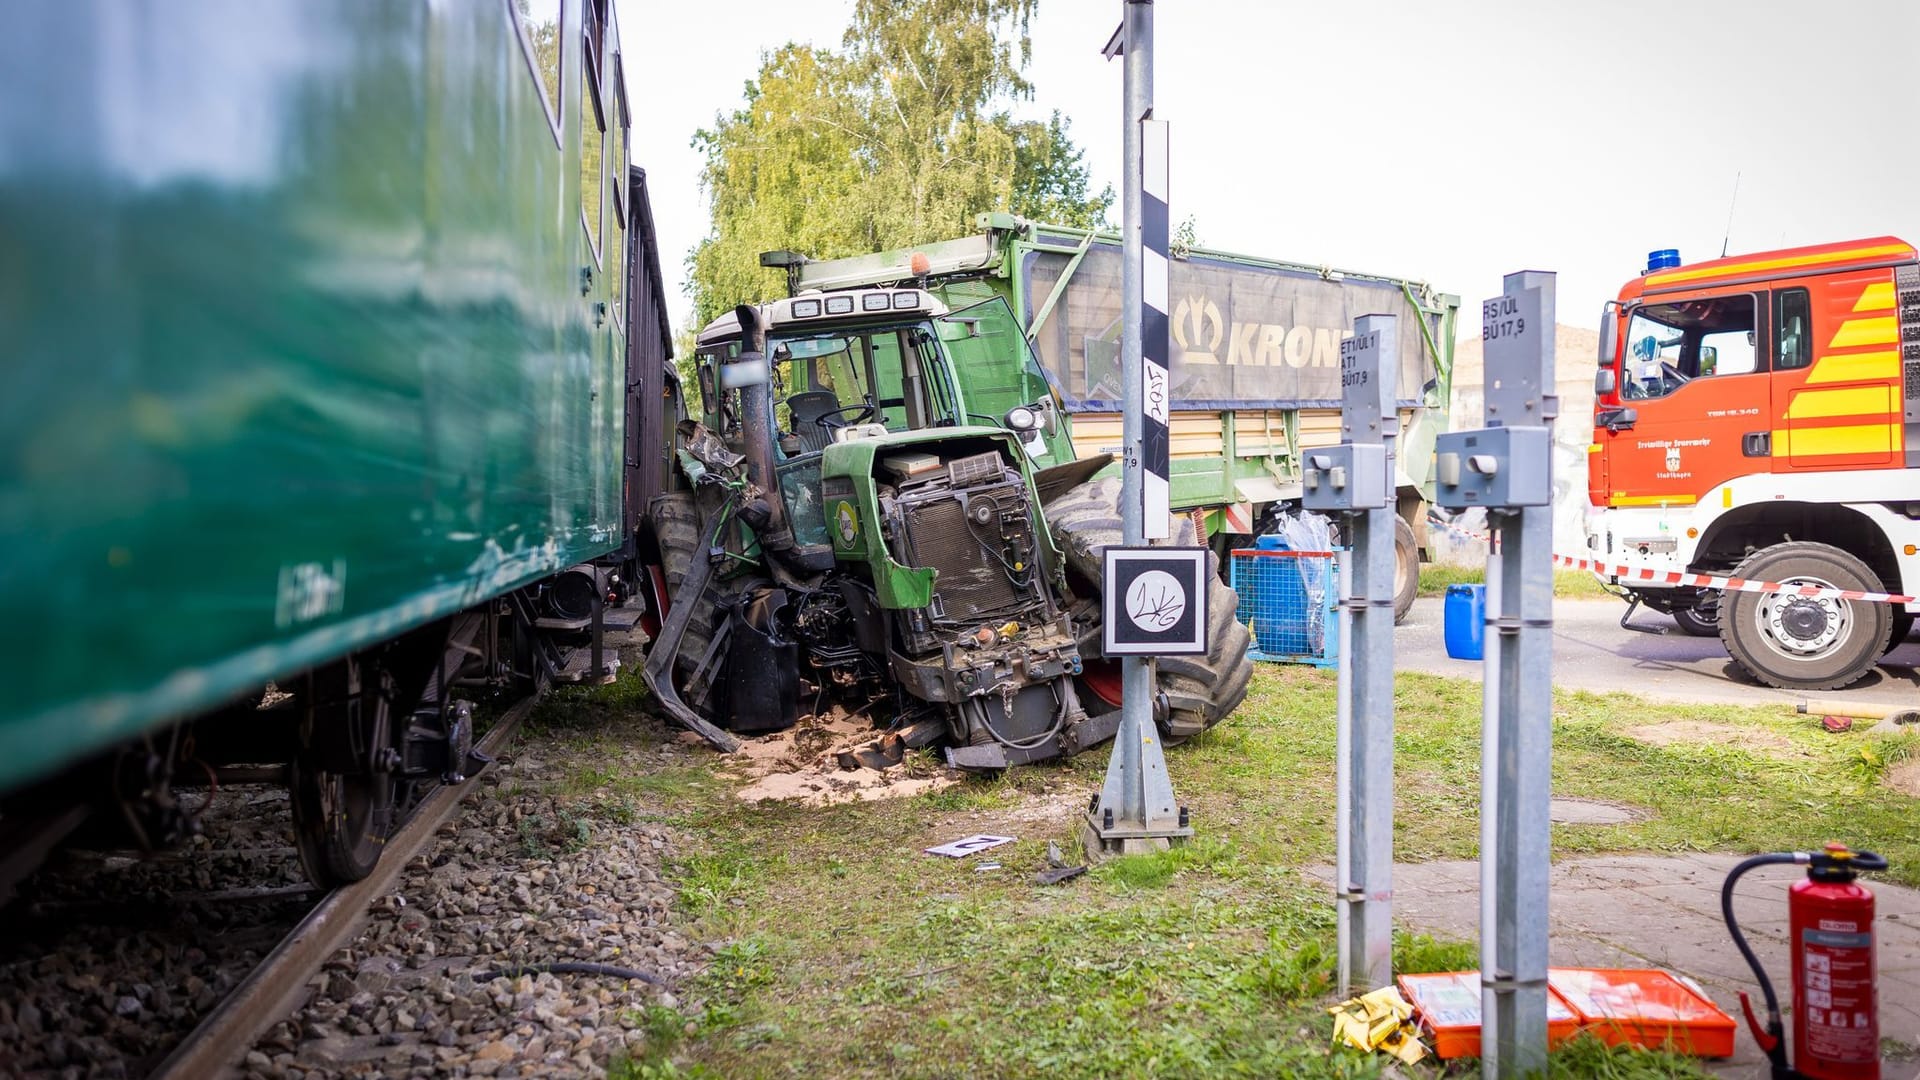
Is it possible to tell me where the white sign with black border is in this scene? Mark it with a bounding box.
[1102,546,1209,656]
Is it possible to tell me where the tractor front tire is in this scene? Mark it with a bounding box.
[649,492,720,691]
[1045,478,1254,742]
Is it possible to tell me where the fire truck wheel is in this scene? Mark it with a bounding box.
[1045,478,1254,743]
[1719,543,1890,691]
[1393,515,1419,625]
[1887,610,1915,655]
[1671,591,1719,637]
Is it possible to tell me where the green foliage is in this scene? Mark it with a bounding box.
[1542,1033,1712,1078]
[1171,214,1201,256]
[1393,930,1477,974]
[1416,564,1612,599]
[688,0,1111,326]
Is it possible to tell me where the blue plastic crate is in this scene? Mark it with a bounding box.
[1230,546,1341,667]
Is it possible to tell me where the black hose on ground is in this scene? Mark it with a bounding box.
[474,962,663,985]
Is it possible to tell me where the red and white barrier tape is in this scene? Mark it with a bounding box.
[1425,515,1917,606]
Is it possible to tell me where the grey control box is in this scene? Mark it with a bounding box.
[1303,443,1389,511]
[1433,426,1552,508]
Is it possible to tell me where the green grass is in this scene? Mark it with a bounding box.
[538,664,1917,1079]
[1417,564,1612,599]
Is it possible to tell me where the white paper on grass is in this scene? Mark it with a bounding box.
[924,834,1016,858]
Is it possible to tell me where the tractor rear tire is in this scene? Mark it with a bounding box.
[1044,478,1254,743]
[649,492,720,692]
[1718,542,1889,691]
[1392,515,1419,625]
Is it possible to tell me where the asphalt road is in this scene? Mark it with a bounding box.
[1394,595,1920,712]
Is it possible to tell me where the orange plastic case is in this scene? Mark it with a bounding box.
[1396,971,1582,1060]
[1547,968,1736,1058]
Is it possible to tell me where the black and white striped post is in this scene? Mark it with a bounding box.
[1085,0,1189,858]
[1140,117,1171,540]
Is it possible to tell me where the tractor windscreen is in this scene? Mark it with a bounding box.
[771,324,955,449]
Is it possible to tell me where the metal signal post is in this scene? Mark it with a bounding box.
[1086,0,1189,857]
[1304,315,1399,994]
[1435,271,1558,1077]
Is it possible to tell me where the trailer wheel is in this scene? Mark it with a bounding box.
[1393,515,1419,625]
[1045,478,1253,743]
[1719,542,1890,691]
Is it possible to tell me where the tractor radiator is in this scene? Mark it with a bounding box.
[891,469,1042,651]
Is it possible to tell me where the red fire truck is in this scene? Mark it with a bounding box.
[1586,238,1920,689]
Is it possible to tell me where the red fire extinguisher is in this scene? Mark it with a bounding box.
[1722,843,1889,1080]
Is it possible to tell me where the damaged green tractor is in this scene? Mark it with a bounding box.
[641,290,1251,768]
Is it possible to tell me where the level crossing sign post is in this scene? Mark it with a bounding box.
[1434,272,1558,1078]
[1086,0,1191,858]
[1303,314,1400,996]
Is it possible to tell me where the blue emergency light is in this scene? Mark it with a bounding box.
[1645,248,1682,273]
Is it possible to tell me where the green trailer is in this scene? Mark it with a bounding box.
[0,0,667,886]
[779,215,1461,620]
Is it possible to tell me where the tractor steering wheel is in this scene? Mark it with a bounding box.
[815,401,876,429]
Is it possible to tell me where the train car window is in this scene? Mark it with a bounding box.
[608,161,624,318]
[579,7,606,266]
[583,0,607,99]
[609,53,629,228]
[508,0,563,147]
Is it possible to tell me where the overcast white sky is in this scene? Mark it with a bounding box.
[622,0,1920,338]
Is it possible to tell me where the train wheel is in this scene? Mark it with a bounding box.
[290,760,397,888]
[288,659,404,889]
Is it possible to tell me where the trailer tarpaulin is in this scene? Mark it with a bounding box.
[1021,246,1439,411]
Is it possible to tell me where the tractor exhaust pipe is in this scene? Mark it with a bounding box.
[726,304,793,552]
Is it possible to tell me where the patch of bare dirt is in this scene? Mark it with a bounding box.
[1623,719,1797,756]
[1888,759,1920,799]
[725,710,962,806]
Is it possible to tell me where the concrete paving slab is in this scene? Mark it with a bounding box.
[1314,855,1920,1077]
[1395,595,1920,711]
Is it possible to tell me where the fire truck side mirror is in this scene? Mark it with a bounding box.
[1598,305,1619,365]
[1597,406,1637,432]
[1595,368,1617,396]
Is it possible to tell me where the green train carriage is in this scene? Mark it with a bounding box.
[0,0,670,887]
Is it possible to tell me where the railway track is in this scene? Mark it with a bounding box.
[145,695,535,1080]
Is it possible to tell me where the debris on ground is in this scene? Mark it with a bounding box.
[1822,714,1855,733]
[726,708,961,805]
[1032,865,1086,887]
[1328,985,1426,1064]
[924,835,1015,858]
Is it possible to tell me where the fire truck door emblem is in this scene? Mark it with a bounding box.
[1665,446,1681,472]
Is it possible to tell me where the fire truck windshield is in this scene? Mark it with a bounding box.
[1620,294,1757,399]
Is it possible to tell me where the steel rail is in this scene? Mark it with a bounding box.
[149,694,536,1080]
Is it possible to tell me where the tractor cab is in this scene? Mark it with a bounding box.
[692,288,1069,559]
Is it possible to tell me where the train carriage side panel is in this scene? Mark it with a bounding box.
[0,0,630,790]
